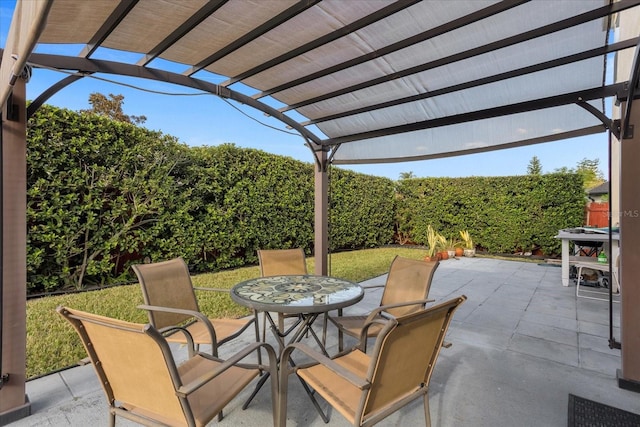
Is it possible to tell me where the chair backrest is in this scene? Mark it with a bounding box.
[360,296,466,423]
[132,257,200,329]
[258,248,308,276]
[380,256,439,317]
[57,306,189,425]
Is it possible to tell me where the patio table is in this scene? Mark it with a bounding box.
[555,229,619,287]
[231,274,363,417]
[231,274,363,353]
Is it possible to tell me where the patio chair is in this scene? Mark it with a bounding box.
[258,248,308,340]
[279,295,466,427]
[132,257,259,357]
[574,240,603,257]
[57,306,278,427]
[323,256,439,351]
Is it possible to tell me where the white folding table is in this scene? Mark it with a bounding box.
[554,229,619,287]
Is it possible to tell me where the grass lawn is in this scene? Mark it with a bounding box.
[27,247,428,379]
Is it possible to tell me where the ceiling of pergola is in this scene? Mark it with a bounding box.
[1,0,640,165]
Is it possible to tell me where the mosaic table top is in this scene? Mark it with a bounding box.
[231,275,363,314]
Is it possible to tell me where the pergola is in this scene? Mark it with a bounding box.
[2,0,640,422]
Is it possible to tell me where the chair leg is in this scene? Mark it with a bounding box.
[262,311,269,342]
[278,368,289,427]
[576,266,584,298]
[278,313,285,335]
[270,357,279,427]
[253,311,263,366]
[322,314,328,348]
[424,393,431,427]
[209,343,219,358]
[337,308,344,352]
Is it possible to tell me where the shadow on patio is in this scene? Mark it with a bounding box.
[9,257,639,426]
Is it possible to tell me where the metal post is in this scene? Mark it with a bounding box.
[618,101,640,392]
[0,76,30,423]
[313,147,329,276]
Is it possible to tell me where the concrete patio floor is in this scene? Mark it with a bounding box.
[6,256,640,426]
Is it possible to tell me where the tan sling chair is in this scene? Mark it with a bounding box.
[279,295,466,426]
[324,256,439,351]
[132,257,259,358]
[57,306,278,427]
[257,248,308,340]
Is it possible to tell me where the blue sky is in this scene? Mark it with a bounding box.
[1,1,610,180]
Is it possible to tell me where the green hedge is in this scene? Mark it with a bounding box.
[329,169,396,250]
[395,175,585,254]
[26,105,585,294]
[27,106,188,291]
[140,144,317,272]
[26,105,396,293]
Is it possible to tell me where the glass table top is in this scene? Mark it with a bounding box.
[231,275,364,314]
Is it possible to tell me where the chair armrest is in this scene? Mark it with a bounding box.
[364,298,435,323]
[281,343,370,390]
[177,342,278,396]
[137,304,218,343]
[192,287,230,293]
[357,318,390,352]
[158,325,195,345]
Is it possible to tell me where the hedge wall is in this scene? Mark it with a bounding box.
[27,105,188,291]
[26,105,396,293]
[139,143,318,272]
[26,105,585,294]
[395,175,585,255]
[329,168,396,250]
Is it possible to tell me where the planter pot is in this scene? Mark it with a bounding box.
[447,249,456,258]
[455,247,464,257]
[464,248,476,257]
[439,251,449,260]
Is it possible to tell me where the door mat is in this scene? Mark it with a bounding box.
[568,394,640,427]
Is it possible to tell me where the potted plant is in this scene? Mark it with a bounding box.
[460,230,475,257]
[424,225,439,261]
[445,236,462,258]
[454,238,465,257]
[437,232,449,260]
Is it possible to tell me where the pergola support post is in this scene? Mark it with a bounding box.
[313,147,329,276]
[618,102,640,392]
[0,78,30,423]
